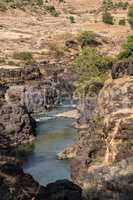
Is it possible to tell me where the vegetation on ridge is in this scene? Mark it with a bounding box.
[73,48,113,96]
[118,34,133,59]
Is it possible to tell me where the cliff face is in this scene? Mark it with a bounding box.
[0,84,82,200]
[6,82,59,113]
[0,103,36,155]
[71,72,133,199]
[0,66,42,85]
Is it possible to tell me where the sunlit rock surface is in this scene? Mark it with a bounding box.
[71,76,133,199]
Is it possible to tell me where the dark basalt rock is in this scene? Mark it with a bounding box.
[45,179,82,200]
[0,65,41,85]
[0,158,83,200]
[112,58,133,79]
[0,161,23,176]
[0,177,11,200]
[0,103,36,152]
[0,83,8,98]
[65,39,78,49]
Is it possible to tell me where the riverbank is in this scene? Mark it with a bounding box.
[55,109,80,119]
[0,99,83,200]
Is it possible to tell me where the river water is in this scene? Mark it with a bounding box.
[23,99,77,185]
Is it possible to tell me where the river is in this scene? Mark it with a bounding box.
[23,99,77,185]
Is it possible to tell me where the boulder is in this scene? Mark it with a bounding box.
[45,179,82,200]
[112,58,133,79]
[0,102,35,153]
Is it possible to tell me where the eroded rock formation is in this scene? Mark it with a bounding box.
[6,81,59,113]
[0,65,41,85]
[71,75,133,199]
[0,103,36,155]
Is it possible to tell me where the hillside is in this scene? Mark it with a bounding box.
[0,0,132,71]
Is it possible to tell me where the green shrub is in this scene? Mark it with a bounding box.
[46,5,60,17]
[59,0,65,3]
[119,18,126,26]
[102,0,128,11]
[114,1,128,10]
[95,55,113,72]
[36,0,43,6]
[128,17,133,29]
[128,6,133,17]
[118,34,133,59]
[13,51,33,61]
[69,16,75,23]
[102,11,114,24]
[127,5,133,29]
[73,48,113,95]
[78,31,97,47]
[102,0,114,11]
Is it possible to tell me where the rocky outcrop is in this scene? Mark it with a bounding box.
[58,145,77,160]
[0,156,83,200]
[76,81,103,126]
[71,75,133,199]
[112,58,133,79]
[0,65,41,85]
[6,80,59,113]
[0,102,35,155]
[0,83,8,99]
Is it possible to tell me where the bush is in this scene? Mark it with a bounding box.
[46,5,60,17]
[36,0,43,6]
[127,6,133,29]
[59,0,65,3]
[69,16,75,23]
[13,51,33,61]
[128,17,133,29]
[78,31,97,47]
[73,48,113,95]
[118,34,133,59]
[128,6,133,17]
[114,1,128,10]
[102,0,129,11]
[95,55,113,72]
[102,0,114,11]
[119,18,126,26]
[102,11,114,24]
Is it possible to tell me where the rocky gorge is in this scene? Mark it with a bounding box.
[0,1,133,199]
[0,63,83,200]
[0,53,133,200]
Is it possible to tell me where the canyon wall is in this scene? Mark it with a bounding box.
[71,60,133,199]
